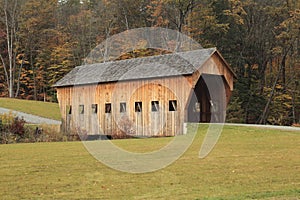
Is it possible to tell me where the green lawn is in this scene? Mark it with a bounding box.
[0,98,60,120]
[0,125,299,199]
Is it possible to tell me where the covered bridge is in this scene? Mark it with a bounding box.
[54,48,235,137]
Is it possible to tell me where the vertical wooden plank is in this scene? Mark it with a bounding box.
[98,84,103,135]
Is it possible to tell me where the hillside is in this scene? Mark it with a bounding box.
[0,98,60,121]
[0,125,299,199]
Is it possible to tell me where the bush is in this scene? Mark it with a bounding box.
[11,117,26,136]
[113,116,135,139]
[0,112,27,144]
[0,112,71,144]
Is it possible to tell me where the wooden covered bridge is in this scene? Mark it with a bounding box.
[54,48,235,137]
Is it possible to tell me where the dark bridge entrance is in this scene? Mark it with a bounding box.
[186,74,229,123]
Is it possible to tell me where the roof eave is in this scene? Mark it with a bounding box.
[54,73,194,88]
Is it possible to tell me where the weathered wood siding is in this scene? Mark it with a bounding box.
[57,76,193,136]
[56,53,235,136]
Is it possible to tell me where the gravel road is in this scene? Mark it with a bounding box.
[224,123,300,131]
[0,107,61,125]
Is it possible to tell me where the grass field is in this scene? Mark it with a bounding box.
[0,125,299,199]
[0,98,60,120]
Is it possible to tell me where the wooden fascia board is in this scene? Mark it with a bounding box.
[214,50,237,79]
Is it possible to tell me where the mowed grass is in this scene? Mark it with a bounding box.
[0,98,60,120]
[0,125,299,199]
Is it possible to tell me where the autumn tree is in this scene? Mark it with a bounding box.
[17,0,60,100]
[260,6,300,125]
[0,0,298,125]
[0,0,25,98]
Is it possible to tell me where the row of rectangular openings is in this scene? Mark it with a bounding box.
[68,100,177,114]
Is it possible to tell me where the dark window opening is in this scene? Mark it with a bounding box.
[151,101,159,112]
[169,100,177,111]
[135,102,142,112]
[120,102,126,113]
[79,105,84,114]
[92,104,98,114]
[67,105,72,115]
[105,103,111,113]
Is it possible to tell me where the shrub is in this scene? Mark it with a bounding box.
[0,112,27,144]
[10,117,26,136]
[74,126,88,141]
[37,124,62,142]
[0,111,15,125]
[0,112,68,144]
[114,115,135,139]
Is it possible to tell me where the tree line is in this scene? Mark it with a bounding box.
[0,0,299,125]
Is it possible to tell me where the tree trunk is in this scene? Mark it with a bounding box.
[291,89,296,124]
[30,53,37,101]
[0,54,10,89]
[5,3,14,98]
[2,0,18,98]
[259,55,286,124]
[15,57,24,98]
[282,57,286,91]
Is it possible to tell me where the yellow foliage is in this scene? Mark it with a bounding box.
[251,64,259,70]
[0,111,16,125]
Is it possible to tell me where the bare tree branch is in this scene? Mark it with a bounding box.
[0,53,9,87]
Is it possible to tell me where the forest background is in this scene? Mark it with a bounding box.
[0,0,299,126]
